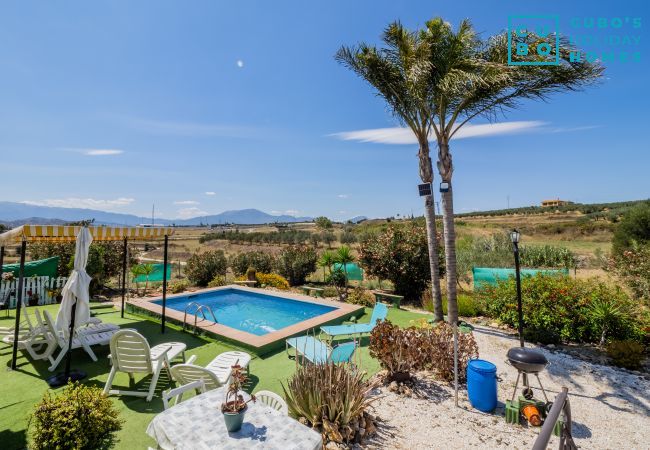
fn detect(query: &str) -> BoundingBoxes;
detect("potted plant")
[28,290,40,307]
[221,365,256,432]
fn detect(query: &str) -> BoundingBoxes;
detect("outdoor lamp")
[510,229,520,245]
[439,181,450,192]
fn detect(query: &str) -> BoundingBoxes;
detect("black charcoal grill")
[507,347,550,403]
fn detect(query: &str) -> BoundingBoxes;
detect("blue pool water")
[154,288,336,336]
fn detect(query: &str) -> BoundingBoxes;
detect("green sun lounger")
[320,303,388,339]
[285,336,357,364]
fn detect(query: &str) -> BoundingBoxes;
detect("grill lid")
[507,347,548,373]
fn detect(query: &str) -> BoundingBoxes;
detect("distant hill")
[456,199,649,218]
[0,202,312,226]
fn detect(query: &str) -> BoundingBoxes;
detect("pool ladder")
[183,301,218,334]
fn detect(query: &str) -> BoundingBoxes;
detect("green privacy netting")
[2,256,59,278]
[133,263,173,283]
[472,267,569,291]
[332,262,364,281]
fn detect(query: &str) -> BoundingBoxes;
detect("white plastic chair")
[103,329,187,402]
[1,309,57,361]
[42,310,118,371]
[255,390,288,415]
[162,380,206,410]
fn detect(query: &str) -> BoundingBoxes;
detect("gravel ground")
[366,325,650,449]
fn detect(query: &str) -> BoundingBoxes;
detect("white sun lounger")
[170,350,252,390]
[104,329,187,402]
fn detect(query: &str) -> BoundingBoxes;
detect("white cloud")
[284,210,300,216]
[176,207,209,219]
[236,60,244,68]
[22,197,135,210]
[63,148,124,156]
[173,200,199,205]
[337,194,349,199]
[205,191,216,196]
[330,121,546,145]
[550,125,599,133]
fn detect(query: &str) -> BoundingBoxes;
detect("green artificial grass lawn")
[0,302,428,449]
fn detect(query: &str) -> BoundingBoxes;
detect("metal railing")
[532,386,577,450]
[183,301,218,333]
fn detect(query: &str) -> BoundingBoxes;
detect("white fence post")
[0,276,68,308]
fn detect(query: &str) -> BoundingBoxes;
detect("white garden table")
[146,386,322,450]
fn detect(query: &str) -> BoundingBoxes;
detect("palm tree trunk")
[423,195,444,322]
[418,139,444,322]
[441,186,458,325]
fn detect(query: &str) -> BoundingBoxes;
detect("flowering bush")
[255,272,289,290]
[476,274,643,344]
[607,243,650,301]
[208,275,227,288]
[359,223,444,302]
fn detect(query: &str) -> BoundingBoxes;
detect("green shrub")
[422,290,483,317]
[348,287,374,306]
[169,280,189,294]
[282,363,374,445]
[347,287,375,307]
[30,382,122,450]
[230,251,276,276]
[277,245,318,286]
[607,340,645,370]
[359,223,444,302]
[207,274,227,288]
[322,286,339,297]
[339,231,357,244]
[612,202,650,254]
[185,250,227,286]
[256,272,289,289]
[476,274,642,344]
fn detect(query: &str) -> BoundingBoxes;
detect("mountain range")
[0,202,313,226]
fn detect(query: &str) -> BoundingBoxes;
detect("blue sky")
[0,0,648,221]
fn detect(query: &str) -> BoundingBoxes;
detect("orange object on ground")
[522,404,542,426]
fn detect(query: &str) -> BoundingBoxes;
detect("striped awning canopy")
[0,225,174,244]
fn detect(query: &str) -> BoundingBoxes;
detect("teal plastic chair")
[320,303,388,339]
[285,336,357,364]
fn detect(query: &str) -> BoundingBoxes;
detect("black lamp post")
[510,229,525,348]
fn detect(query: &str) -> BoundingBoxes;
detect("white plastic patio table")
[146,386,322,450]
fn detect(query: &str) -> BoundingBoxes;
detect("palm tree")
[139,263,156,295]
[417,18,603,324]
[334,245,356,288]
[130,264,145,296]
[336,23,445,321]
[318,250,335,281]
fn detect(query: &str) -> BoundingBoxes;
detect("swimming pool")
[153,288,337,336]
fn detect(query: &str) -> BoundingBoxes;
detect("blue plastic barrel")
[467,359,497,412]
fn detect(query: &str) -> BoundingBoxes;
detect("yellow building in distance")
[541,198,572,207]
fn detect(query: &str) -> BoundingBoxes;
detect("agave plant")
[282,363,376,444]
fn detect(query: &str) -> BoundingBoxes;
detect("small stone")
[358,427,366,438]
[547,344,555,349]
[325,442,339,450]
